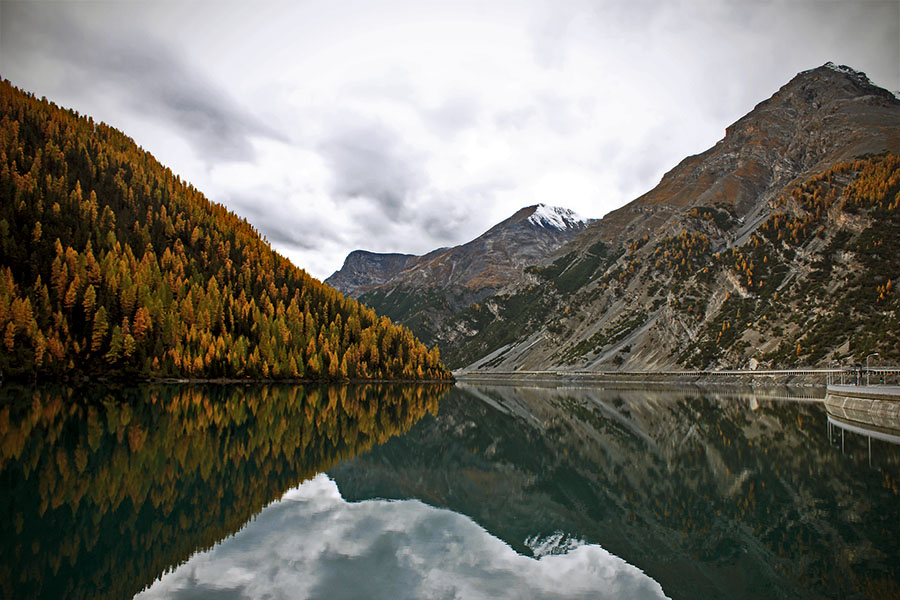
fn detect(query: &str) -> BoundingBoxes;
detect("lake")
[1,381,898,599]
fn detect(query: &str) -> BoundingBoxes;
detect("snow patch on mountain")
[821,62,873,85]
[527,204,587,231]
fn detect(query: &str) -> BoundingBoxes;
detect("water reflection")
[825,391,900,471]
[5,382,899,600]
[0,383,448,600]
[330,384,900,600]
[136,474,667,600]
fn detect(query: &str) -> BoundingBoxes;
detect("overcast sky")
[2,1,897,279]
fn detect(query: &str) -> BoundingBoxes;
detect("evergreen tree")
[0,79,451,381]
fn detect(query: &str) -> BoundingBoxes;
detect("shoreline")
[0,375,454,387]
[454,370,828,390]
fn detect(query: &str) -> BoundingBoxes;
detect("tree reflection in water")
[4,382,899,600]
[0,383,447,600]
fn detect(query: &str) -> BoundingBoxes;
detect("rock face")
[325,204,589,344]
[324,250,424,299]
[372,204,587,294]
[325,64,900,372]
[576,62,900,252]
[430,63,900,371]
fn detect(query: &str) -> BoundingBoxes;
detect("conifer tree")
[0,79,451,381]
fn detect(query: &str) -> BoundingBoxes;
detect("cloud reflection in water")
[136,474,668,600]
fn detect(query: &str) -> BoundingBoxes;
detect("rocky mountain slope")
[406,63,900,371]
[323,250,424,299]
[584,62,899,251]
[326,204,589,345]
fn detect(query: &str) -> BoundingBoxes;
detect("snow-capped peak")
[821,62,872,85]
[527,204,587,231]
[823,61,860,76]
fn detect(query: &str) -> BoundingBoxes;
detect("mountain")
[0,80,450,381]
[324,250,426,299]
[574,61,900,250]
[326,203,589,345]
[424,63,900,371]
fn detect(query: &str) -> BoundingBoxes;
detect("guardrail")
[457,368,835,377]
[825,367,900,386]
[456,367,900,385]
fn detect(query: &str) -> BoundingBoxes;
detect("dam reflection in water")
[825,389,900,470]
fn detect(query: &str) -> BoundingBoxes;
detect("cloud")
[318,114,425,218]
[2,0,896,280]
[135,475,669,600]
[0,3,281,162]
[225,193,342,251]
[422,94,482,138]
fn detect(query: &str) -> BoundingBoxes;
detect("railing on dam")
[825,367,900,387]
[457,367,900,385]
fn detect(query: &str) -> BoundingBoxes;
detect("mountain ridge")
[575,63,900,253]
[326,203,590,299]
[330,63,900,372]
[444,63,900,371]
[325,203,591,345]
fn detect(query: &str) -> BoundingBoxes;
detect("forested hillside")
[0,80,449,380]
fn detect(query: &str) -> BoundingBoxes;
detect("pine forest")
[0,81,451,381]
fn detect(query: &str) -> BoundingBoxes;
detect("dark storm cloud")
[318,114,425,218]
[225,194,343,251]
[0,3,280,162]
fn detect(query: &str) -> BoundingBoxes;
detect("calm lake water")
[1,382,898,599]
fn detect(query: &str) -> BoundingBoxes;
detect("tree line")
[0,80,451,380]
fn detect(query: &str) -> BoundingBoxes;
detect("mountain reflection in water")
[135,473,667,600]
[3,382,899,600]
[330,383,900,600]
